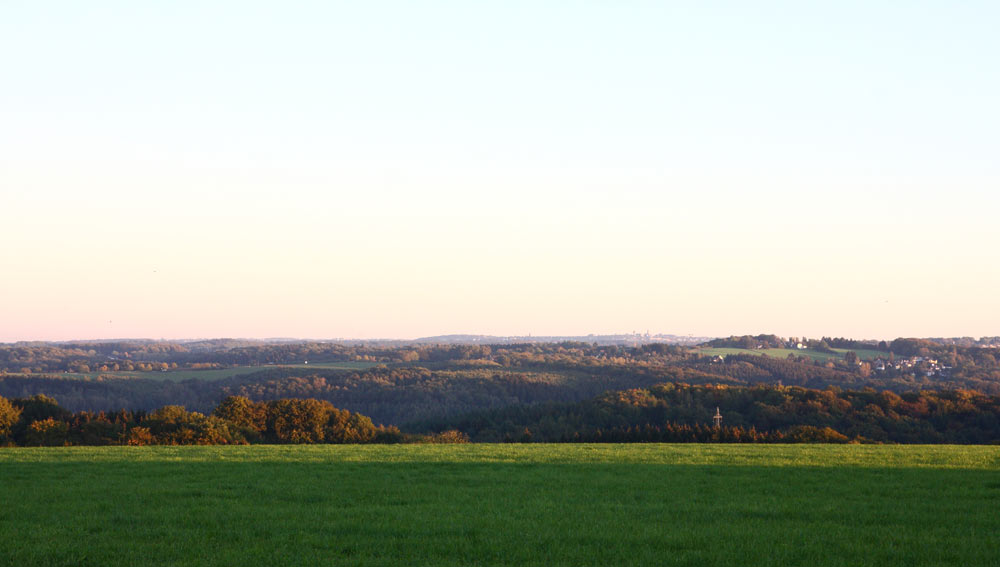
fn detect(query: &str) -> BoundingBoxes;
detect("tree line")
[0,394,469,447]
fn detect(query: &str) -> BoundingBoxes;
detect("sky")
[2,1,999,342]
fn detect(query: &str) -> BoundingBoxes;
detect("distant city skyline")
[3,2,998,342]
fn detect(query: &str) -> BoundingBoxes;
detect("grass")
[1,444,999,566]
[17,361,381,383]
[695,347,887,362]
[830,347,890,361]
[277,361,382,371]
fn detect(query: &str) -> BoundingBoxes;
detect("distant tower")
[713,407,722,429]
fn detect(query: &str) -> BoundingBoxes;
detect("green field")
[23,361,381,383]
[695,347,887,362]
[830,347,889,360]
[1,445,998,566]
[277,361,382,372]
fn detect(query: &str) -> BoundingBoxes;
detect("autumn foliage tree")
[142,405,247,445]
[0,396,20,443]
[25,417,70,446]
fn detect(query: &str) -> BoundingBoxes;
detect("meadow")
[2,445,998,566]
[694,347,886,362]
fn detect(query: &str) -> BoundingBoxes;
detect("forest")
[1,336,999,445]
[414,382,1000,444]
[0,393,461,447]
[3,381,999,446]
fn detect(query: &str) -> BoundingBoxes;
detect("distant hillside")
[3,339,1000,425]
[414,334,712,346]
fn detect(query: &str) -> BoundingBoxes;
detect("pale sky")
[2,1,998,342]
